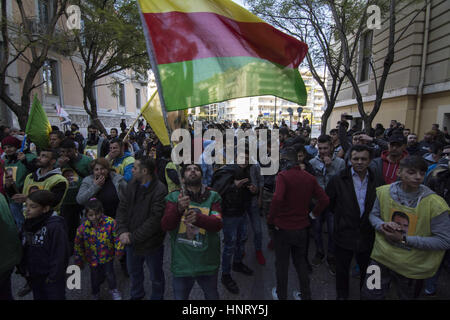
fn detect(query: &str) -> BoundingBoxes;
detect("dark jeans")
[246,202,263,251]
[312,209,334,257]
[60,204,83,251]
[90,261,117,295]
[126,245,165,300]
[335,244,371,299]
[361,259,423,300]
[221,215,248,275]
[173,274,219,300]
[0,270,13,300]
[30,275,66,300]
[273,228,311,300]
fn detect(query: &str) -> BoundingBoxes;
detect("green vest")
[165,190,222,277]
[371,185,450,279]
[165,162,179,193]
[111,156,134,176]
[23,173,69,213]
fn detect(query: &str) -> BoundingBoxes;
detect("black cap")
[389,134,406,145]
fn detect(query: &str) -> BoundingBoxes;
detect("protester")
[70,123,85,154]
[7,149,68,214]
[362,156,450,299]
[57,138,92,251]
[2,135,36,230]
[0,193,22,300]
[309,134,345,274]
[211,145,256,294]
[108,138,135,182]
[161,164,223,300]
[268,147,329,300]
[84,125,109,159]
[109,128,119,141]
[18,190,70,300]
[48,131,65,152]
[116,156,168,300]
[406,133,424,156]
[74,198,124,300]
[369,133,408,184]
[305,137,318,157]
[326,145,384,300]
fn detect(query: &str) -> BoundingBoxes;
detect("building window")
[135,88,141,109]
[359,30,373,83]
[43,59,58,96]
[118,83,125,107]
[38,0,53,26]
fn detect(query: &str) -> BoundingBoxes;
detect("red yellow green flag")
[138,0,308,112]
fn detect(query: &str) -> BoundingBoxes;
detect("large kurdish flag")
[138,0,308,112]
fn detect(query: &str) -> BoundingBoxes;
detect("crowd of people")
[1,114,450,301]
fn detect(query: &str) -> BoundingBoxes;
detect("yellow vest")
[165,162,180,193]
[111,156,135,176]
[371,185,450,279]
[23,173,69,213]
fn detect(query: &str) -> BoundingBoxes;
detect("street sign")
[287,107,293,115]
[297,107,303,114]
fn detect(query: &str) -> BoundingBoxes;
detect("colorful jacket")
[74,215,124,268]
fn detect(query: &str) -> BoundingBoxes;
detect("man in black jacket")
[116,156,168,300]
[211,148,257,295]
[326,145,384,300]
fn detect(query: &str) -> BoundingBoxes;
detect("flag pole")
[122,90,158,143]
[138,6,186,194]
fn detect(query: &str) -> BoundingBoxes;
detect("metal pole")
[274,96,277,125]
[138,6,185,194]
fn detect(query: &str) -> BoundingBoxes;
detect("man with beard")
[162,164,223,300]
[8,149,68,214]
[84,125,109,159]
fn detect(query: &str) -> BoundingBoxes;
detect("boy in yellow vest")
[362,155,450,299]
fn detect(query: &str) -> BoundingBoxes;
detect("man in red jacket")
[268,147,329,300]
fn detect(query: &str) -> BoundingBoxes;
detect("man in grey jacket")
[309,134,345,275]
[116,156,168,300]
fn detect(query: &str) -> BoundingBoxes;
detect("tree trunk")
[83,80,107,135]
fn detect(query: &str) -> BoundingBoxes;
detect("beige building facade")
[1,0,148,136]
[328,0,450,138]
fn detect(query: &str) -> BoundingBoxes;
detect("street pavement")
[11,215,450,300]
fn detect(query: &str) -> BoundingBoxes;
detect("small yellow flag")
[141,91,170,146]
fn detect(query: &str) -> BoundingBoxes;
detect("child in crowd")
[19,190,70,300]
[74,198,124,300]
